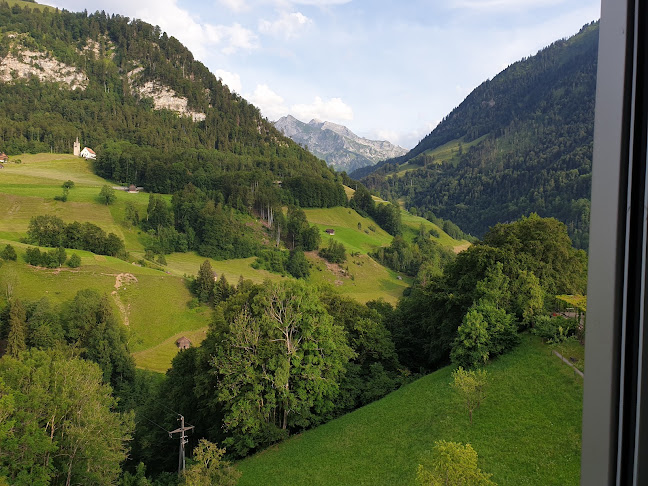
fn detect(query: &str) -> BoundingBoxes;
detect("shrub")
[1,244,17,261]
[532,315,578,343]
[62,180,75,189]
[319,239,346,264]
[99,184,116,205]
[67,253,81,268]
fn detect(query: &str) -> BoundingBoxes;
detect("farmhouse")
[0,153,8,162]
[176,336,192,350]
[325,229,335,235]
[80,147,96,160]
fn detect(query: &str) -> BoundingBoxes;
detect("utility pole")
[169,414,194,476]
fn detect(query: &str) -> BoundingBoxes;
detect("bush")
[54,188,68,202]
[24,247,65,268]
[319,239,346,264]
[1,244,17,261]
[286,249,310,278]
[67,253,81,268]
[62,180,75,189]
[99,184,116,205]
[532,315,578,343]
[253,249,288,275]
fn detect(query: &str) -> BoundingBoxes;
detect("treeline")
[150,186,323,261]
[357,22,598,248]
[96,141,345,208]
[389,214,587,371]
[27,214,125,257]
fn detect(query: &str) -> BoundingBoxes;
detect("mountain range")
[274,115,407,173]
[353,21,598,249]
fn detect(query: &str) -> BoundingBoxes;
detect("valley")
[0,2,592,485]
[0,153,461,372]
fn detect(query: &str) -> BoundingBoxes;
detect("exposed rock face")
[0,34,88,89]
[274,115,407,172]
[128,68,206,122]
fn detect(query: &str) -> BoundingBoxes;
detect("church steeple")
[73,136,80,156]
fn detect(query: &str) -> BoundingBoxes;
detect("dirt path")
[111,273,137,326]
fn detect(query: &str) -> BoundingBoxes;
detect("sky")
[49,0,600,149]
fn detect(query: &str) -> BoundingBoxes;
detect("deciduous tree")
[181,440,240,486]
[451,367,488,424]
[416,440,496,485]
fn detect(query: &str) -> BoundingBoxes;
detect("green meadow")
[237,335,583,486]
[0,154,440,371]
[339,186,467,250]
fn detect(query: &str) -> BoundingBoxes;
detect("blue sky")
[50,0,600,148]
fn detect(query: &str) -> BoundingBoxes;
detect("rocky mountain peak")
[274,115,407,173]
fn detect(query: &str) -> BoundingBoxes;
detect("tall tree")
[210,280,354,456]
[6,299,26,358]
[195,260,215,303]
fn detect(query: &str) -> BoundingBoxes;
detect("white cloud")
[372,120,439,150]
[290,0,351,4]
[291,96,353,123]
[214,69,243,93]
[205,23,259,54]
[449,0,564,10]
[51,0,258,58]
[248,84,289,120]
[217,0,249,12]
[259,12,313,39]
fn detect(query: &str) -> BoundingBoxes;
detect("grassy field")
[304,207,393,254]
[0,154,419,371]
[237,335,583,486]
[132,327,208,373]
[338,187,467,251]
[306,252,410,305]
[0,154,151,251]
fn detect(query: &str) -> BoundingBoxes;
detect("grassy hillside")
[0,154,417,370]
[237,335,583,485]
[0,155,288,372]
[5,0,53,11]
[340,186,468,251]
[303,207,393,254]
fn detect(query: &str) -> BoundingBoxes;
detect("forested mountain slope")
[354,22,598,249]
[0,2,344,204]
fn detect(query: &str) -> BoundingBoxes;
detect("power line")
[143,416,170,434]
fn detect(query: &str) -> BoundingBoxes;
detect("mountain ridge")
[274,115,407,173]
[353,21,598,249]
